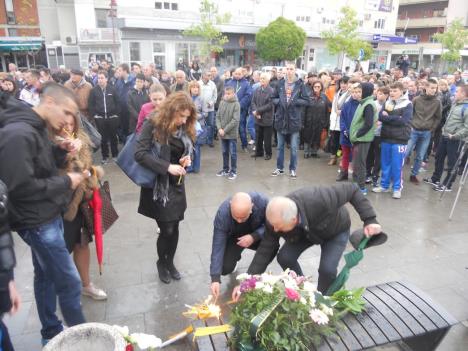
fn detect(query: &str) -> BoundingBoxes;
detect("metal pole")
[449,147,468,220]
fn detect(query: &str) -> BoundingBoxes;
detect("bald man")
[244,184,382,295]
[210,192,273,297]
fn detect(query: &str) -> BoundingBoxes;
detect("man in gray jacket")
[251,73,274,159]
[425,84,468,191]
[199,70,217,147]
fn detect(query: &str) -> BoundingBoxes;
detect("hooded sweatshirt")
[350,83,377,144]
[379,93,413,145]
[411,93,442,131]
[340,97,360,147]
[0,94,71,230]
[216,95,240,139]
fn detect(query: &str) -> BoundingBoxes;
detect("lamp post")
[109,0,117,64]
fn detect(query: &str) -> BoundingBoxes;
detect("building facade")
[392,0,468,72]
[0,0,45,70]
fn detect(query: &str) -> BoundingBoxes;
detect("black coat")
[247,184,378,275]
[135,120,187,222]
[251,85,274,127]
[0,94,71,231]
[88,84,120,118]
[303,93,330,142]
[127,88,149,133]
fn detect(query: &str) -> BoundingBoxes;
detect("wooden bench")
[192,281,457,351]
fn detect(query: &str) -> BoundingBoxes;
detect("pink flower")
[285,287,300,301]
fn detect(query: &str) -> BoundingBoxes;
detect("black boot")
[156,260,171,284]
[336,170,349,182]
[166,261,181,280]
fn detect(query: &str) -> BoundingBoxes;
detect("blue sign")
[372,34,418,44]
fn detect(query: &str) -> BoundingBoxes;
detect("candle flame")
[183,295,221,320]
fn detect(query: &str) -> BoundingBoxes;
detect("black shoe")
[156,260,171,284]
[208,144,214,148]
[311,153,320,158]
[272,142,277,147]
[264,155,271,160]
[251,153,263,158]
[167,263,181,280]
[336,171,349,182]
[423,178,439,186]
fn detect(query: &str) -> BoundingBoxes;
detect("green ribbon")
[325,237,370,296]
[249,295,284,340]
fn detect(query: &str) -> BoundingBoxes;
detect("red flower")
[285,287,300,301]
[126,344,134,351]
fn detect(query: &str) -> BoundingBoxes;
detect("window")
[374,18,385,29]
[95,9,108,28]
[156,1,178,10]
[306,16,310,22]
[155,2,162,9]
[171,3,178,10]
[8,28,17,36]
[296,16,300,21]
[163,2,170,9]
[309,48,315,61]
[153,42,165,53]
[5,0,15,24]
[130,42,140,61]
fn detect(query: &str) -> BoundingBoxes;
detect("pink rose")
[285,287,300,301]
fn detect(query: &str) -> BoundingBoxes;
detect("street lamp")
[109,0,117,64]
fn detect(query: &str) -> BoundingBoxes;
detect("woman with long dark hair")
[303,81,330,158]
[135,92,197,284]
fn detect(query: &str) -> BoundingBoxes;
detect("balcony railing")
[79,28,120,42]
[396,16,446,28]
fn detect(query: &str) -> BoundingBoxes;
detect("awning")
[0,37,43,52]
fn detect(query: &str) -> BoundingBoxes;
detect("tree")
[321,6,373,69]
[183,0,230,63]
[256,17,306,63]
[433,19,468,69]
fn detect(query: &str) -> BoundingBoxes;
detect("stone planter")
[43,323,127,351]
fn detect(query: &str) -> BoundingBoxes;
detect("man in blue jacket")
[271,63,310,179]
[225,68,252,150]
[114,63,135,140]
[210,192,275,298]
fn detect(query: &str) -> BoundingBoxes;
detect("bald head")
[266,197,298,232]
[230,193,253,223]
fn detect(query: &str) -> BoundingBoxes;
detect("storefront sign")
[379,0,393,13]
[372,34,418,44]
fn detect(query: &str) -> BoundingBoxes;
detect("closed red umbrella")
[88,188,104,274]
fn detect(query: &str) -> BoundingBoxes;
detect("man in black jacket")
[88,70,120,163]
[127,73,149,133]
[0,84,87,344]
[233,184,382,297]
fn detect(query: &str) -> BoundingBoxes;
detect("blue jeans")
[17,216,85,340]
[221,139,237,173]
[205,111,215,146]
[188,142,201,173]
[239,109,249,148]
[405,130,432,176]
[277,230,349,294]
[277,132,299,171]
[380,142,407,191]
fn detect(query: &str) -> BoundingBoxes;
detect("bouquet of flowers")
[113,325,162,351]
[229,270,366,351]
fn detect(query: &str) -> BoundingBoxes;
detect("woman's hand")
[179,156,191,168]
[168,164,187,176]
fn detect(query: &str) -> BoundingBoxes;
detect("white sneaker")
[248,140,255,145]
[392,190,402,199]
[82,283,107,301]
[372,186,390,193]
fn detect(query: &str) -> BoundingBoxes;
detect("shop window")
[155,2,162,9]
[5,0,15,24]
[130,42,140,61]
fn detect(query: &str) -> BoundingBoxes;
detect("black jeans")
[156,220,180,266]
[255,125,273,157]
[222,236,277,275]
[276,230,349,294]
[95,117,119,159]
[329,130,341,156]
[431,136,461,189]
[353,142,371,188]
[366,136,381,181]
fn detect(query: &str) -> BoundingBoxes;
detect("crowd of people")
[0,56,467,349]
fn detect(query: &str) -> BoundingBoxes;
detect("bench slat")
[324,333,349,351]
[193,319,214,351]
[205,318,229,351]
[354,310,390,345]
[335,320,363,350]
[341,313,377,349]
[368,286,426,335]
[393,281,457,326]
[378,283,438,332]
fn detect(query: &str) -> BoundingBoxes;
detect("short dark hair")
[225,86,235,93]
[135,73,145,81]
[378,86,390,95]
[132,63,141,68]
[97,70,108,78]
[28,69,40,79]
[119,63,130,73]
[40,82,77,105]
[427,78,438,86]
[390,82,405,91]
[40,68,50,75]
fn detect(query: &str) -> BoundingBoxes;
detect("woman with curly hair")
[54,113,107,300]
[135,92,197,284]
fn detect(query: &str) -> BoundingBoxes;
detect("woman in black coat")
[251,73,274,159]
[135,92,197,284]
[303,81,330,158]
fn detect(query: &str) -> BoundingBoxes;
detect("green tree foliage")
[433,19,468,64]
[321,6,373,63]
[183,0,230,60]
[256,17,307,62]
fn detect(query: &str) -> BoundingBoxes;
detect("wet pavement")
[5,144,468,350]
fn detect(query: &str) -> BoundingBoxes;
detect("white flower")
[308,294,316,307]
[130,333,162,350]
[255,281,265,290]
[112,325,129,337]
[310,309,329,325]
[302,281,317,294]
[300,297,307,305]
[283,278,298,291]
[236,273,251,281]
[262,285,273,294]
[260,273,281,285]
[320,304,334,316]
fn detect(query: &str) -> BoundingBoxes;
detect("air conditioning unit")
[66,36,77,45]
[364,13,371,21]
